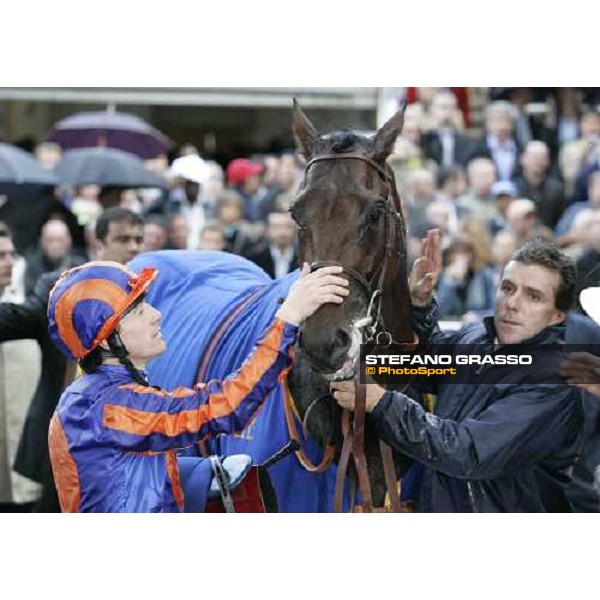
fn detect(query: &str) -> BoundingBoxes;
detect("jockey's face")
[117,300,166,368]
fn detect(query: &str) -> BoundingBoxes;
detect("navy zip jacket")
[371,300,584,512]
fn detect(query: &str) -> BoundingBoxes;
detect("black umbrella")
[49,110,172,159]
[54,147,167,189]
[0,143,59,185]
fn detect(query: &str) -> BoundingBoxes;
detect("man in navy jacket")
[332,234,584,512]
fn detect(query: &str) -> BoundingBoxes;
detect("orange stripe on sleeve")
[118,384,196,399]
[118,383,168,397]
[48,413,81,513]
[166,451,185,510]
[103,319,288,438]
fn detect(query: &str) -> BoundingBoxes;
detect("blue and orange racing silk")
[48,318,297,512]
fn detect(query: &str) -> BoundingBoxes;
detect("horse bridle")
[303,152,405,347]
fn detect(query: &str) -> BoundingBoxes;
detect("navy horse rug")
[130,250,350,512]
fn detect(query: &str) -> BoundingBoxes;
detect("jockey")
[46,260,348,512]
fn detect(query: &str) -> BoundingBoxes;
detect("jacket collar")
[482,315,566,345]
[96,364,149,382]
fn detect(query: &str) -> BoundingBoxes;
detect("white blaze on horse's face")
[323,316,368,382]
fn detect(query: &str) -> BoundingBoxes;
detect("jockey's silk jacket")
[48,318,298,512]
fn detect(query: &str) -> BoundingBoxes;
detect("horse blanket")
[130,250,351,512]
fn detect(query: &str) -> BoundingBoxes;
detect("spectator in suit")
[491,230,518,278]
[492,88,559,157]
[488,180,518,235]
[246,212,298,279]
[24,219,87,295]
[199,223,226,251]
[458,158,498,223]
[514,141,566,229]
[226,158,277,223]
[436,166,468,205]
[559,111,600,197]
[435,230,497,320]
[425,200,456,251]
[215,191,263,256]
[425,168,468,247]
[422,90,475,168]
[470,101,521,182]
[505,198,554,247]
[575,210,600,298]
[143,216,169,252]
[0,226,42,511]
[166,215,189,250]
[272,152,303,213]
[404,168,438,239]
[558,209,598,260]
[556,171,600,236]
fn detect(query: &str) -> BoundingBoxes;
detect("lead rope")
[352,378,374,512]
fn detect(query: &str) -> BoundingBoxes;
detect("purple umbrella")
[49,110,172,159]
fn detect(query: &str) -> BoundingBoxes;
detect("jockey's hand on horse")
[560,352,600,399]
[330,380,386,413]
[408,228,442,308]
[277,263,349,326]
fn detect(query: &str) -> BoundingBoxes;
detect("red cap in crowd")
[226,158,264,186]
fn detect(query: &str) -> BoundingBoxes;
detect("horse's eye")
[370,208,382,223]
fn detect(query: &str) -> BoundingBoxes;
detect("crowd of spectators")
[1,87,600,511]
[392,87,600,320]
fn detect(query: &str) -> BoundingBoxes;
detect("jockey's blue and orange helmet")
[48,261,158,360]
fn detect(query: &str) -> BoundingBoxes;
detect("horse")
[130,103,416,511]
[288,102,418,507]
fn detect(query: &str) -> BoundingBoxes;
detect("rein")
[283,385,336,472]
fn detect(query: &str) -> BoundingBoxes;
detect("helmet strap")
[106,331,149,387]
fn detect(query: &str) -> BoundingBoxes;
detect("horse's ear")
[292,99,318,159]
[370,104,406,164]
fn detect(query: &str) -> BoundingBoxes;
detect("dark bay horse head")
[290,101,414,380]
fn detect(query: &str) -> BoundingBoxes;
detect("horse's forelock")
[316,130,370,156]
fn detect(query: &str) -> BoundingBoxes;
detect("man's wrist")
[367,385,387,412]
[411,297,433,309]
